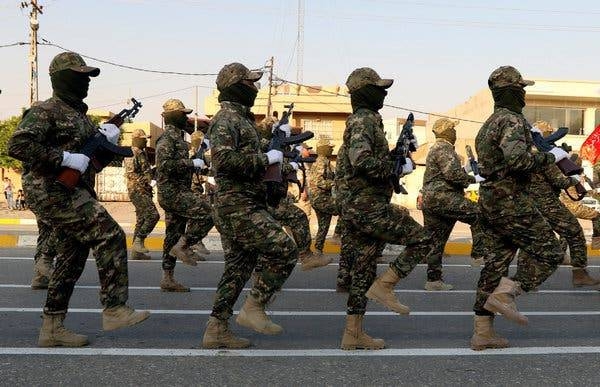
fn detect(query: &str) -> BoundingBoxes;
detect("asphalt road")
[1,248,600,386]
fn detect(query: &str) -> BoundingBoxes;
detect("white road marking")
[1,308,599,316]
[1,346,600,357]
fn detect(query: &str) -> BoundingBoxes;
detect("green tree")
[0,116,22,171]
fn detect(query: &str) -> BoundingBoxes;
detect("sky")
[2,0,600,124]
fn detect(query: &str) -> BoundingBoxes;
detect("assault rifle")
[465,145,480,176]
[264,103,315,206]
[531,126,586,201]
[389,112,416,195]
[285,145,316,195]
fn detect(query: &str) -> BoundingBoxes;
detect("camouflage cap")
[432,118,459,135]
[162,98,193,114]
[488,65,534,89]
[131,129,150,139]
[216,62,263,91]
[345,67,393,93]
[49,52,100,77]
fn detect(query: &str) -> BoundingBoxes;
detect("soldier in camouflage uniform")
[518,125,600,287]
[8,52,149,347]
[202,63,298,349]
[337,68,433,350]
[421,118,485,291]
[124,129,159,260]
[189,129,212,256]
[155,99,214,292]
[470,66,570,351]
[308,139,341,254]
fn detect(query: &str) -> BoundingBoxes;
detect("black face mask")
[51,70,91,112]
[163,111,188,129]
[218,82,259,107]
[491,86,526,114]
[350,84,387,113]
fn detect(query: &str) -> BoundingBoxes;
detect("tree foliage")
[0,116,22,171]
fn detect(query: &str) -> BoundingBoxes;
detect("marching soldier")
[155,99,214,292]
[8,52,150,347]
[124,129,160,260]
[202,63,298,348]
[471,66,569,350]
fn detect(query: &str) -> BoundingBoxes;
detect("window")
[595,109,600,128]
[301,119,333,138]
[524,106,584,135]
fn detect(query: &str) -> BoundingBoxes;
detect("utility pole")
[21,0,43,106]
[296,0,304,84]
[194,85,199,131]
[266,56,274,118]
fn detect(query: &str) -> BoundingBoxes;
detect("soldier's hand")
[549,147,569,163]
[289,162,299,171]
[192,158,206,169]
[474,174,486,183]
[265,149,283,165]
[150,179,157,187]
[400,157,414,175]
[61,151,90,174]
[99,123,120,145]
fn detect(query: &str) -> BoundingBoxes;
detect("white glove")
[400,157,414,174]
[530,126,542,135]
[61,151,90,174]
[277,124,292,138]
[207,176,216,185]
[192,158,206,169]
[99,123,120,145]
[294,145,305,153]
[474,174,486,183]
[570,175,582,183]
[265,149,283,165]
[150,179,157,187]
[548,147,569,163]
[289,162,299,171]
[410,138,419,149]
[203,138,210,149]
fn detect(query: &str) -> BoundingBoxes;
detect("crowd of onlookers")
[3,177,26,210]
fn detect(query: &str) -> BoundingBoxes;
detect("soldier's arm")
[8,106,64,174]
[314,160,333,191]
[209,118,267,179]
[436,147,474,187]
[501,117,554,172]
[544,164,577,190]
[347,118,393,182]
[138,152,154,183]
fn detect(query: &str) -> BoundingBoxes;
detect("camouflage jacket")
[308,155,335,204]
[124,147,153,193]
[334,142,351,209]
[340,108,394,203]
[527,163,577,206]
[207,101,268,207]
[475,107,555,214]
[560,187,599,219]
[422,139,474,205]
[155,124,194,200]
[7,96,97,213]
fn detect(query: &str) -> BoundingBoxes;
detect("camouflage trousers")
[337,218,383,289]
[210,203,298,320]
[34,217,57,278]
[341,199,432,315]
[525,199,587,268]
[422,197,484,282]
[27,188,129,315]
[268,200,311,253]
[129,188,160,240]
[159,191,214,271]
[474,204,563,315]
[311,196,339,252]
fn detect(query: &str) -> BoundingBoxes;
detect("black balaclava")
[51,69,90,112]
[218,82,258,108]
[350,84,387,113]
[163,111,189,131]
[491,86,526,114]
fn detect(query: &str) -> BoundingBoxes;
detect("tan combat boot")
[169,236,198,266]
[192,241,210,255]
[131,251,151,260]
[592,236,600,250]
[132,236,149,254]
[102,305,150,331]
[236,294,283,335]
[299,250,332,271]
[424,280,454,291]
[38,313,89,347]
[340,315,385,350]
[366,267,410,314]
[470,315,509,351]
[160,270,190,292]
[483,277,528,326]
[202,316,251,349]
[572,268,600,287]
